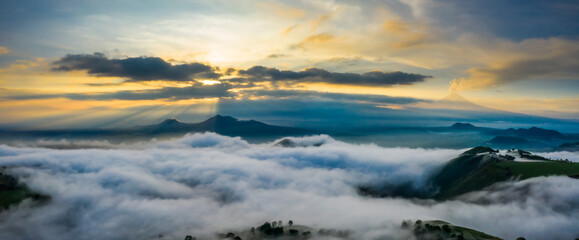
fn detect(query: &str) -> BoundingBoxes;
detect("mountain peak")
[159,118,182,125]
[440,92,470,102]
[450,122,476,129]
[427,93,491,111]
[207,115,238,122]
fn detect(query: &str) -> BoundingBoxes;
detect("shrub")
[289,229,299,236]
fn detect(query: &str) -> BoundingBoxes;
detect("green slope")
[0,171,48,210]
[431,147,579,200]
[409,220,502,240]
[496,161,579,179]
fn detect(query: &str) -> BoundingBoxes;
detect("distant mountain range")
[0,114,577,150]
[130,115,314,137]
[0,115,316,142]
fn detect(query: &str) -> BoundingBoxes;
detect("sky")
[1,0,579,129]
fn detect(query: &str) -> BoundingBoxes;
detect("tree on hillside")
[401,221,409,229]
[442,224,451,233]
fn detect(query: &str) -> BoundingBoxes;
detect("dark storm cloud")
[236,66,431,86]
[52,53,219,81]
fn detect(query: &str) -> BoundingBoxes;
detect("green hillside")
[407,220,503,240]
[496,161,579,179]
[0,171,47,210]
[431,147,579,200]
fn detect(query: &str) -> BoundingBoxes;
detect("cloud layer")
[52,53,219,82]
[0,133,578,240]
[238,66,431,86]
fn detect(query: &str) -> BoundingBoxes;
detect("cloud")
[52,53,220,82]
[266,53,290,59]
[0,133,578,240]
[291,33,335,50]
[0,46,9,55]
[241,89,429,105]
[65,84,233,101]
[237,66,431,87]
[451,39,579,91]
[4,83,233,101]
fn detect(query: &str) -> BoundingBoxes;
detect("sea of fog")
[0,133,578,240]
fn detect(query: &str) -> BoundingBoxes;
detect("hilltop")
[181,219,503,240]
[359,146,579,200]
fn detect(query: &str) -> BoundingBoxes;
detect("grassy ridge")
[496,161,579,179]
[432,147,579,200]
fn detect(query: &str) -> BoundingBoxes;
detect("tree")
[258,222,272,232]
[288,220,294,226]
[184,236,193,240]
[442,224,451,233]
[516,238,526,240]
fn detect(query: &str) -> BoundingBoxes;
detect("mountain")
[359,146,579,200]
[490,126,564,139]
[449,122,478,130]
[189,219,502,240]
[132,118,192,134]
[554,142,579,152]
[486,136,532,148]
[427,93,493,111]
[0,115,316,142]
[409,93,578,133]
[129,115,319,138]
[429,147,578,200]
[191,115,314,137]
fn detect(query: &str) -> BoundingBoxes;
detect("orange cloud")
[258,2,307,19]
[310,12,335,32]
[382,19,429,49]
[292,33,335,50]
[0,46,9,55]
[450,39,579,92]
